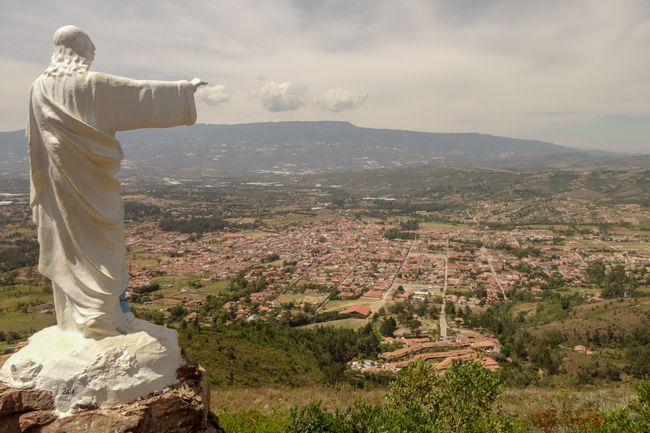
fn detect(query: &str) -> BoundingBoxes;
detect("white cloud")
[315,88,367,112]
[253,82,306,112]
[196,84,230,106]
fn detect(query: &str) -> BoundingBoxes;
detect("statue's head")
[53,25,95,64]
[45,25,95,76]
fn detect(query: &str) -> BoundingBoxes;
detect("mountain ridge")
[0,121,646,178]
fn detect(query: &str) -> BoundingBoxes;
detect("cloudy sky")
[1,0,648,152]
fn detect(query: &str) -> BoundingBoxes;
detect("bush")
[133,282,161,294]
[287,402,352,433]
[383,229,417,240]
[159,216,229,234]
[261,253,280,263]
[379,317,397,337]
[286,360,521,433]
[399,219,419,231]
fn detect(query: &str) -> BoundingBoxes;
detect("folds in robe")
[28,70,197,332]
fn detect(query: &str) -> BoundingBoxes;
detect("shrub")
[379,317,397,337]
[133,282,161,294]
[286,360,521,433]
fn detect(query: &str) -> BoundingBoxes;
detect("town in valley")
[2,169,649,382]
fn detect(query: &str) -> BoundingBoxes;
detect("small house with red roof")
[345,305,371,317]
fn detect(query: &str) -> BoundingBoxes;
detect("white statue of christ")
[0,25,207,412]
[28,25,206,338]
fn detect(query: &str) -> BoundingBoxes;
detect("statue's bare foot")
[82,316,122,339]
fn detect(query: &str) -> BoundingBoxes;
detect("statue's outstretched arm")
[90,72,202,132]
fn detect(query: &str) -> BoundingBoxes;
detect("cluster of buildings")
[351,331,501,374]
[124,214,650,323]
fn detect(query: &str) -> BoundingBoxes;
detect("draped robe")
[28,70,197,334]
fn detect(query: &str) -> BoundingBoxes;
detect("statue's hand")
[190,77,208,92]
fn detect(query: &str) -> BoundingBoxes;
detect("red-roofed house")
[345,305,371,317]
[363,290,383,299]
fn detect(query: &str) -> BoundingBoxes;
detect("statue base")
[0,318,183,415]
[0,363,223,433]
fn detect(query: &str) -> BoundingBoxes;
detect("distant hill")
[309,164,650,207]
[0,130,27,176]
[0,121,646,179]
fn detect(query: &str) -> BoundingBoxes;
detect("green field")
[277,293,328,305]
[0,311,55,338]
[0,284,51,310]
[0,285,55,343]
[301,318,369,329]
[323,298,381,312]
[419,221,471,230]
[132,276,229,311]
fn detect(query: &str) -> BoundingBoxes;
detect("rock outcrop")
[0,363,223,433]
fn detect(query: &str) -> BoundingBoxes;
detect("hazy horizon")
[1,0,648,153]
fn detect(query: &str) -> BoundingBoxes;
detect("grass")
[501,382,636,419]
[277,293,328,305]
[132,275,229,311]
[211,384,386,414]
[635,286,650,294]
[529,297,650,337]
[196,279,230,297]
[511,302,537,316]
[419,221,471,230]
[0,311,56,336]
[0,284,55,340]
[240,230,273,238]
[225,217,258,224]
[324,299,377,311]
[210,386,386,433]
[213,385,387,433]
[0,284,51,311]
[558,286,602,297]
[212,380,642,433]
[301,318,369,329]
[219,410,288,433]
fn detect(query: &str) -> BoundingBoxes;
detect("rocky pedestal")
[0,363,223,433]
[0,319,187,414]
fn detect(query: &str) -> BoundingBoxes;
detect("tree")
[379,317,397,337]
[603,264,630,298]
[475,284,487,300]
[445,300,456,316]
[400,219,420,231]
[406,318,421,336]
[386,359,440,409]
[387,360,511,433]
[528,342,560,374]
[168,305,186,320]
[586,260,606,286]
[546,271,565,289]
